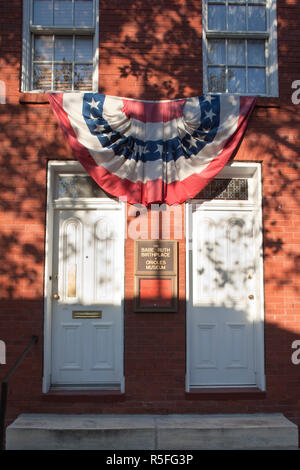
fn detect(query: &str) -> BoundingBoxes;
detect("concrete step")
[6,413,299,450]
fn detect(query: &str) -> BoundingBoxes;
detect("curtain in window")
[47,93,255,205]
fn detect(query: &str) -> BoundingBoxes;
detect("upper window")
[203,0,278,96]
[22,0,98,92]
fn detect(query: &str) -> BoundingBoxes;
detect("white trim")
[185,201,192,392]
[93,0,99,93]
[185,162,266,391]
[42,161,54,392]
[119,193,126,393]
[53,198,122,209]
[21,0,99,92]
[22,0,32,92]
[252,162,266,390]
[30,26,95,34]
[43,161,125,393]
[267,0,279,97]
[202,0,279,97]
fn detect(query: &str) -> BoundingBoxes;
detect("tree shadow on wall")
[0,0,298,298]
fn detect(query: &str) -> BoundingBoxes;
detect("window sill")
[19,92,49,104]
[186,387,266,400]
[255,97,280,108]
[42,389,126,402]
[19,93,280,108]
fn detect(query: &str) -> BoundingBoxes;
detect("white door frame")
[186,162,266,391]
[43,161,126,393]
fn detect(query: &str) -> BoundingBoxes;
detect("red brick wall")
[0,0,300,438]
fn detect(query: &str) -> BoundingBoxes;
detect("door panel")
[189,207,257,387]
[51,208,123,387]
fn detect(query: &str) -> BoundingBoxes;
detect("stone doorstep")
[6,413,299,450]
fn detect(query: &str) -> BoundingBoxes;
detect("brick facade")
[0,0,300,441]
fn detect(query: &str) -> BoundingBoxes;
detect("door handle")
[53,293,60,300]
[248,294,254,300]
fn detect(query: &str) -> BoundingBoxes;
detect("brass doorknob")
[53,293,60,300]
[248,294,254,300]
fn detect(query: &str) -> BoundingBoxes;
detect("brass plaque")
[72,310,102,319]
[135,240,177,275]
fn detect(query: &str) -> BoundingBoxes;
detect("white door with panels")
[51,207,124,389]
[188,203,263,388]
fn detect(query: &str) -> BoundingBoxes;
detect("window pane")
[33,0,53,25]
[33,64,52,89]
[207,40,225,65]
[54,0,73,26]
[228,68,246,93]
[54,37,73,62]
[207,5,226,30]
[75,0,94,26]
[34,36,53,61]
[54,64,73,90]
[74,65,93,90]
[228,40,246,66]
[248,40,265,66]
[248,6,266,31]
[248,68,266,93]
[197,178,249,200]
[33,0,94,27]
[228,5,246,31]
[75,37,93,62]
[208,67,226,92]
[58,175,107,198]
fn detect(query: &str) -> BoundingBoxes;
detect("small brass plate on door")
[72,310,102,319]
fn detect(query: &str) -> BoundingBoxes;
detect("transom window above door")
[203,0,278,96]
[22,0,98,92]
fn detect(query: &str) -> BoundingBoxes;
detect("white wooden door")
[51,208,124,388]
[188,206,258,387]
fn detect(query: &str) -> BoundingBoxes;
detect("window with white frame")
[22,0,98,92]
[203,0,278,96]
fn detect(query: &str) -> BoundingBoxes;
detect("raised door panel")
[89,322,115,371]
[59,217,83,303]
[192,323,218,370]
[59,323,83,371]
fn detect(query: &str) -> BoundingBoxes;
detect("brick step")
[6,413,298,450]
